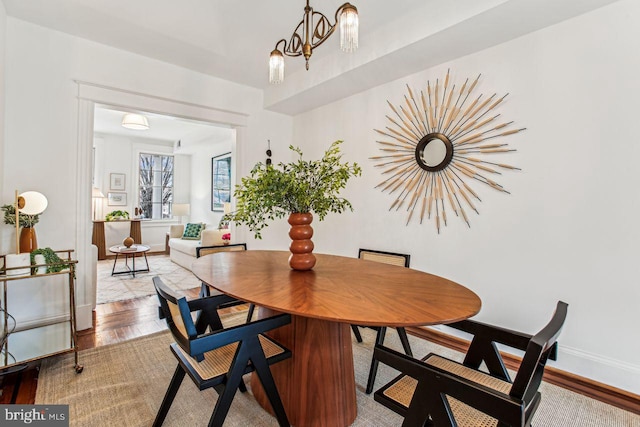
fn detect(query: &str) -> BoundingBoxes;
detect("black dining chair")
[351,248,413,394]
[373,301,568,427]
[152,276,291,427]
[196,243,255,323]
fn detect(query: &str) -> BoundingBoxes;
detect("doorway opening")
[92,104,236,306]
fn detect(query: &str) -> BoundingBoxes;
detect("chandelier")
[269,0,359,84]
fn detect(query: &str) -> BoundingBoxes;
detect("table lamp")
[6,190,48,276]
[173,203,190,224]
[92,187,105,221]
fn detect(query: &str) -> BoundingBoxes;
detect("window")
[211,152,231,211]
[139,153,173,219]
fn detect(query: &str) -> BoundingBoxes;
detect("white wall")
[173,154,191,209]
[176,132,234,228]
[0,18,292,348]
[94,133,181,252]
[291,0,640,393]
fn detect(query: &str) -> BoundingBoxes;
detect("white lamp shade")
[19,191,48,215]
[122,113,150,130]
[173,203,190,216]
[92,187,105,198]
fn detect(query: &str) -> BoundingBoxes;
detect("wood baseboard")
[406,326,640,415]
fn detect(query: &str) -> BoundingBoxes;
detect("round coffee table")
[108,244,150,277]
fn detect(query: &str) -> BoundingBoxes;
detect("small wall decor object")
[372,70,525,233]
[107,192,127,206]
[110,173,126,190]
[266,139,272,165]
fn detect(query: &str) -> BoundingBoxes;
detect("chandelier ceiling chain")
[269,0,358,84]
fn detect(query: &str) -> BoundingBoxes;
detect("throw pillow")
[182,223,205,240]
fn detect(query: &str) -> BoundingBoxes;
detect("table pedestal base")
[252,307,357,427]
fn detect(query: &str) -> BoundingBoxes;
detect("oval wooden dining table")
[191,250,481,427]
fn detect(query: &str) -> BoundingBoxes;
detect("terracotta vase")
[288,212,316,271]
[19,227,38,253]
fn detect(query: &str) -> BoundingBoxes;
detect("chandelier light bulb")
[269,49,285,84]
[340,4,359,53]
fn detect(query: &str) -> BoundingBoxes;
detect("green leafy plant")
[1,204,40,227]
[105,210,130,221]
[30,247,71,274]
[225,140,361,239]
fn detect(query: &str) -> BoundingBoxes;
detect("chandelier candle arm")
[268,1,358,84]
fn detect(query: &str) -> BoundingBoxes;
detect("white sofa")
[168,224,225,270]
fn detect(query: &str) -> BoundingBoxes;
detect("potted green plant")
[105,210,130,221]
[1,204,40,227]
[225,140,361,270]
[30,247,71,274]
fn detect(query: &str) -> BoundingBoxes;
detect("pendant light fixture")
[121,113,150,130]
[269,0,359,84]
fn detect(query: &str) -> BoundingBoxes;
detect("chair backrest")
[509,301,568,402]
[359,248,410,268]
[154,276,198,347]
[196,243,247,258]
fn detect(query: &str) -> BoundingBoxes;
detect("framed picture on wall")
[211,152,231,211]
[110,173,126,190]
[107,192,127,206]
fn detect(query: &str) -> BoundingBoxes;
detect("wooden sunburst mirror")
[371,70,526,232]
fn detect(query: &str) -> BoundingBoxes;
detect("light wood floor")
[0,287,247,404]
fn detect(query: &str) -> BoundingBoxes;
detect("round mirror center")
[414,133,454,172]
[421,138,448,167]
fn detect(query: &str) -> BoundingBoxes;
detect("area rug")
[97,255,200,304]
[36,322,639,427]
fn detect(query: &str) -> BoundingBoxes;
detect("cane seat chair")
[373,301,568,427]
[196,243,255,322]
[351,248,414,394]
[152,276,291,427]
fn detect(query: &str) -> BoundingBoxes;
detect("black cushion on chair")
[152,276,291,427]
[373,301,568,427]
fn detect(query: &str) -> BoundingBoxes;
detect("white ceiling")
[2,0,620,115]
[94,105,233,150]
